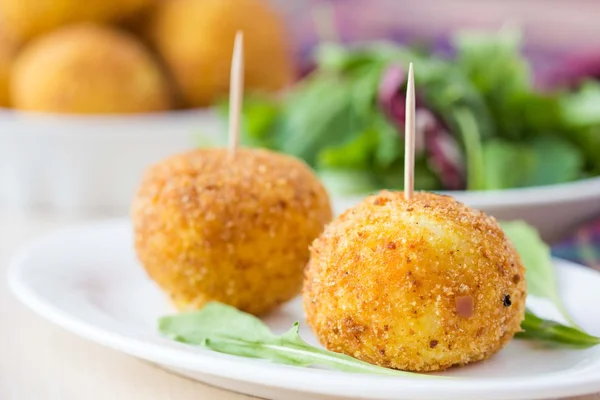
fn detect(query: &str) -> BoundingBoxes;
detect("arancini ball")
[147,0,294,107]
[132,148,332,315]
[0,25,19,107]
[11,24,172,114]
[303,190,526,372]
[0,0,155,40]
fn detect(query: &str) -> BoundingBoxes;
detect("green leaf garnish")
[500,220,579,328]
[519,309,600,348]
[160,302,439,377]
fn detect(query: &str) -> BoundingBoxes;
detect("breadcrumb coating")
[303,190,526,372]
[147,0,293,107]
[133,148,332,315]
[11,24,171,114]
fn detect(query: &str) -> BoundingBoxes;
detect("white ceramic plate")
[8,220,600,400]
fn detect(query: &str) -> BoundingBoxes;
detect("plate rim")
[334,176,600,209]
[8,219,600,400]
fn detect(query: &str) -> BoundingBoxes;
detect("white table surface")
[0,211,598,400]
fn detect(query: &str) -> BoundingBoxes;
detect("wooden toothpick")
[228,31,244,156]
[404,62,415,200]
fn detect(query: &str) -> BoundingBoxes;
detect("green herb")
[480,137,582,190]
[481,140,533,190]
[315,41,416,74]
[560,81,600,173]
[240,96,281,149]
[453,27,532,141]
[317,169,379,195]
[518,309,600,348]
[500,220,579,327]
[526,136,583,186]
[453,108,485,190]
[561,80,600,127]
[159,302,436,377]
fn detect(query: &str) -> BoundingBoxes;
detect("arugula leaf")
[241,96,281,148]
[160,302,434,377]
[316,128,378,169]
[350,63,387,120]
[507,91,564,137]
[570,127,600,174]
[372,113,404,168]
[481,140,533,190]
[422,65,495,141]
[218,95,281,149]
[454,28,532,141]
[315,41,416,73]
[160,301,275,343]
[317,169,380,195]
[526,136,583,185]
[454,28,529,96]
[480,137,583,190]
[453,108,485,190]
[560,81,600,172]
[276,76,363,166]
[500,220,579,327]
[561,80,600,127]
[518,309,599,348]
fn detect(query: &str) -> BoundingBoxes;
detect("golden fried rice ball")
[11,24,172,114]
[0,0,155,40]
[147,0,294,107]
[303,191,526,372]
[0,25,19,107]
[133,148,333,315]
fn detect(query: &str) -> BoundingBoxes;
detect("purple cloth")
[553,219,600,270]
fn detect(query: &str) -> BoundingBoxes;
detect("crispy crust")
[303,191,526,372]
[0,25,19,107]
[133,148,332,315]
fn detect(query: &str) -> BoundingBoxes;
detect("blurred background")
[2,0,600,232]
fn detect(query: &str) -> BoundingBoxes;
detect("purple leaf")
[418,109,466,190]
[378,64,426,153]
[378,64,466,189]
[538,48,600,89]
[378,64,406,120]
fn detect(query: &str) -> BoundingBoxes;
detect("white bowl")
[0,108,225,215]
[332,177,600,243]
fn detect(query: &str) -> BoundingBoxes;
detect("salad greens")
[227,29,599,195]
